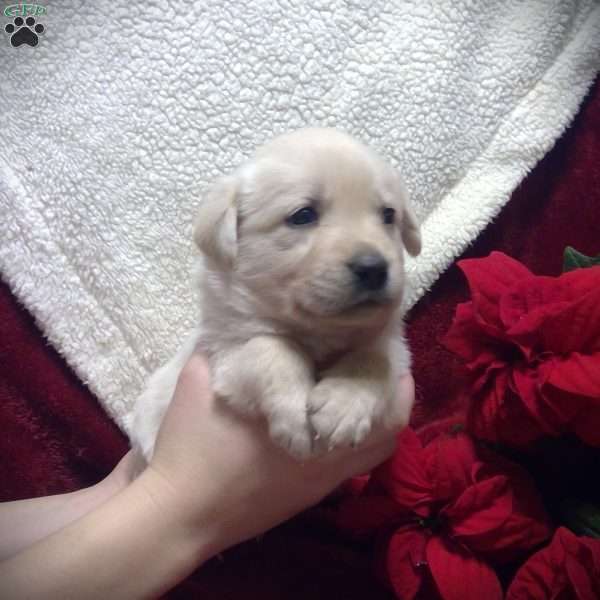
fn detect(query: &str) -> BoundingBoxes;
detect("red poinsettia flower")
[442,252,600,446]
[334,424,552,600]
[506,527,600,599]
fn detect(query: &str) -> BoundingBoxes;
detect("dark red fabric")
[0,78,599,598]
[0,287,127,501]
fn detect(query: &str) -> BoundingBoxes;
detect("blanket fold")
[1,0,599,429]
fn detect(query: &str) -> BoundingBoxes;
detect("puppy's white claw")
[308,379,376,451]
[270,421,313,461]
[353,417,373,446]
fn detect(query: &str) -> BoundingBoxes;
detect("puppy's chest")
[312,348,350,375]
[296,327,384,369]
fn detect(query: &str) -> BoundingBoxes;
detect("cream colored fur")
[131,128,421,460]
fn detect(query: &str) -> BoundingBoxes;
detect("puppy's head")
[194,128,421,328]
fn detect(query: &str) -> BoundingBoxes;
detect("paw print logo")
[4,16,45,47]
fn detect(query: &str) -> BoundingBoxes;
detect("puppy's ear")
[390,170,422,256]
[193,175,238,267]
[401,200,422,257]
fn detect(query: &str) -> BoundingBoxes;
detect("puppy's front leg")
[212,336,315,460]
[308,336,410,451]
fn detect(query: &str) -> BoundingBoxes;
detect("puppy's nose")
[348,253,389,291]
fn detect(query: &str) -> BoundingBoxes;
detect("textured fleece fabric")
[1,1,599,429]
[1,77,599,600]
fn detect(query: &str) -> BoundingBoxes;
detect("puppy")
[131,128,421,461]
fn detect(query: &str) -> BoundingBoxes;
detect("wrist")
[0,465,218,600]
[133,466,220,565]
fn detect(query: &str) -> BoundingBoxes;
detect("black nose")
[348,253,389,291]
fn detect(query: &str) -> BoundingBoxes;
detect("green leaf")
[563,246,600,272]
[561,499,600,539]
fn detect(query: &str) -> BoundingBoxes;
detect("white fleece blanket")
[1,1,599,433]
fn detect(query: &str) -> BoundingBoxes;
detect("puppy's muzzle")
[348,252,389,292]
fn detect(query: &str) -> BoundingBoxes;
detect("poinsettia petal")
[458,252,533,331]
[471,359,510,396]
[385,526,428,600]
[468,370,545,446]
[442,302,505,366]
[507,528,600,600]
[565,552,600,600]
[545,352,600,398]
[373,428,433,516]
[426,535,503,600]
[446,458,551,562]
[469,370,509,442]
[441,302,478,360]
[553,527,600,600]
[334,494,402,536]
[500,276,570,331]
[558,265,600,297]
[444,475,511,543]
[505,269,600,354]
[572,401,600,447]
[580,536,600,590]
[511,366,569,437]
[549,268,600,353]
[537,354,600,446]
[423,432,479,504]
[558,527,600,600]
[506,531,567,599]
[541,375,600,447]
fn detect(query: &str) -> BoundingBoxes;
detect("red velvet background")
[0,78,598,598]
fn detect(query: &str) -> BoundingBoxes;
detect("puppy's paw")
[212,364,256,417]
[269,414,313,461]
[308,379,378,451]
[263,384,314,460]
[215,369,314,460]
[130,394,168,463]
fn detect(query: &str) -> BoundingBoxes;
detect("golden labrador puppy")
[131,128,421,460]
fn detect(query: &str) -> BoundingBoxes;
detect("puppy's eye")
[382,207,396,225]
[286,206,319,227]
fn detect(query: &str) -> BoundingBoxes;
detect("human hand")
[140,352,415,560]
[0,354,414,599]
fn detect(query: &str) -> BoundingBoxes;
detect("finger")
[162,353,213,423]
[112,449,146,483]
[338,435,398,480]
[384,373,415,431]
[174,353,212,401]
